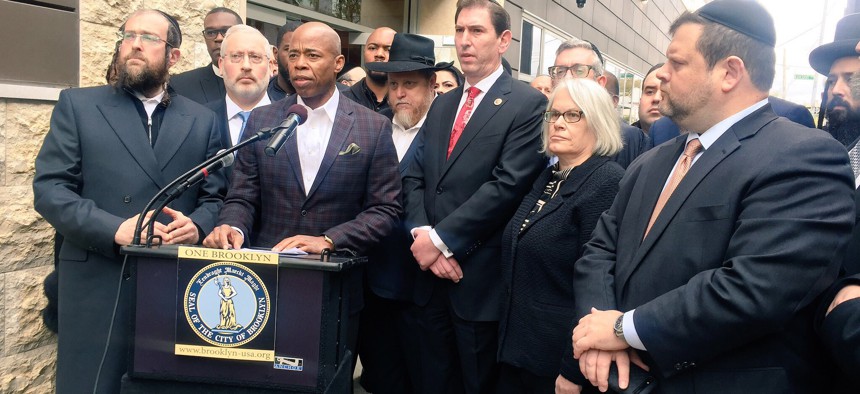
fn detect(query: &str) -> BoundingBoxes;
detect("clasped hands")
[411,229,463,283]
[115,207,199,245]
[571,308,649,393]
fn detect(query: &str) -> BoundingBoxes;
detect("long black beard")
[825,97,860,147]
[828,119,860,148]
[116,53,169,94]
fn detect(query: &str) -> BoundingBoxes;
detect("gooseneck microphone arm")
[131,127,276,247]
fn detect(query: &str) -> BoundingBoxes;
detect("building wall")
[506,0,685,75]
[0,1,238,392]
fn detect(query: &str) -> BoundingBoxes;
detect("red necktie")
[447,87,481,159]
[644,138,703,238]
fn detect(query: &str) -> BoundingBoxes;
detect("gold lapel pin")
[494,98,503,106]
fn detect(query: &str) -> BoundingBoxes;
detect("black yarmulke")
[697,0,775,47]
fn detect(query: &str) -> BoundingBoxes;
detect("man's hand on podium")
[203,224,244,249]
[272,235,332,254]
[115,210,167,246]
[162,207,199,244]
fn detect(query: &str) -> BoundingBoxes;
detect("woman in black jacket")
[497,78,625,393]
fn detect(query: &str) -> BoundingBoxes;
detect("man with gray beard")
[357,33,443,393]
[33,9,226,393]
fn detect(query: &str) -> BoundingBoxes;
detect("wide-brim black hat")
[809,13,860,75]
[366,33,452,73]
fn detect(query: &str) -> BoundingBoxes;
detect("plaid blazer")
[218,91,401,254]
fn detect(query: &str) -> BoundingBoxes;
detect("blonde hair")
[541,78,623,157]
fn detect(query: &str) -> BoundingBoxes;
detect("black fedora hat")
[366,33,452,73]
[809,13,860,75]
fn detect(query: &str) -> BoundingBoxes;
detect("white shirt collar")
[463,63,504,94]
[225,93,272,120]
[133,89,165,103]
[297,89,340,123]
[686,98,769,150]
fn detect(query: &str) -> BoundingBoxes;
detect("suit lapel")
[153,98,193,170]
[306,95,353,199]
[441,74,511,179]
[97,91,166,187]
[275,96,306,194]
[200,64,224,103]
[519,157,609,237]
[619,108,776,290]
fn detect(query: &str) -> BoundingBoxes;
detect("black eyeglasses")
[543,110,584,124]
[203,28,230,40]
[548,64,593,79]
[117,31,173,47]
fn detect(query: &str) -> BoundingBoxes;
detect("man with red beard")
[358,33,443,393]
[33,9,226,393]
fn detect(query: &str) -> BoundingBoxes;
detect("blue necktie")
[238,111,252,142]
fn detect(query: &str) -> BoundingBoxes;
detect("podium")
[118,244,365,393]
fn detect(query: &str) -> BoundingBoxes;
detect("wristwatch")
[614,314,624,338]
[323,234,335,249]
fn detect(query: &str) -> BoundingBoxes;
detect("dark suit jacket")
[169,63,226,105]
[817,274,860,392]
[651,96,815,146]
[573,105,855,393]
[366,126,424,301]
[218,91,401,255]
[33,86,227,393]
[402,71,547,320]
[204,98,232,149]
[497,156,623,377]
[612,123,652,168]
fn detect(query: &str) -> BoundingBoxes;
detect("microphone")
[265,104,309,157]
[184,149,234,187]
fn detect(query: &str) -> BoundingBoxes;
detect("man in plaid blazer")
[203,23,402,357]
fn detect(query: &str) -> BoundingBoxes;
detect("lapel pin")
[494,98,503,106]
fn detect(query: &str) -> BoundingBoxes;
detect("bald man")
[344,27,396,114]
[204,21,401,363]
[530,75,552,98]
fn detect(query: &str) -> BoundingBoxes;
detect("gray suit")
[33,85,227,393]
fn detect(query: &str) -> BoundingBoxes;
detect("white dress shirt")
[225,94,271,145]
[623,98,769,351]
[296,92,339,196]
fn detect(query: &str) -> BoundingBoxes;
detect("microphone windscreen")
[287,104,310,125]
[222,152,235,167]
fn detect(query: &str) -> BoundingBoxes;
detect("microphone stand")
[130,127,276,248]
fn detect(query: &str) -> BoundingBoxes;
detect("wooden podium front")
[119,245,364,393]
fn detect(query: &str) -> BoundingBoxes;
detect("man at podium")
[202,21,401,357]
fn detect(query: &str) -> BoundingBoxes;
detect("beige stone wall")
[0,1,241,393]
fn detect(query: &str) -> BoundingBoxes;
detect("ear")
[720,56,745,92]
[334,54,345,73]
[168,48,181,68]
[218,56,224,75]
[596,74,607,87]
[498,29,512,54]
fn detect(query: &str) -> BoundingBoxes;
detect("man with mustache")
[205,25,273,148]
[33,9,227,393]
[268,20,302,102]
[344,27,396,114]
[358,33,443,393]
[811,14,860,149]
[170,7,243,104]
